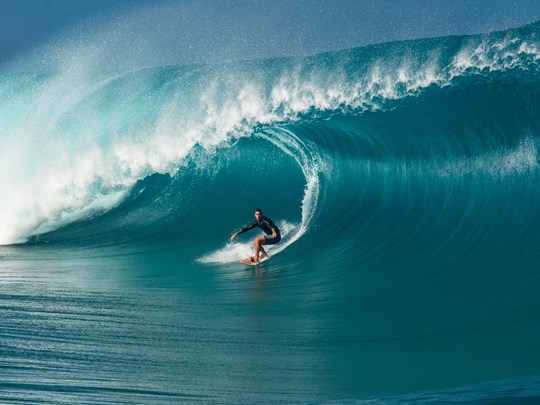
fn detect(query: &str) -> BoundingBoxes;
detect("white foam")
[437,137,539,178]
[450,35,540,77]
[199,220,299,264]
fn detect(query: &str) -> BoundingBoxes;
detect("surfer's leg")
[254,236,266,262]
[259,234,278,260]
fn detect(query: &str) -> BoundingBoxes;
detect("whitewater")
[0,17,540,404]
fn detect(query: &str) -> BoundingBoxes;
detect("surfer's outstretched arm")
[230,222,257,240]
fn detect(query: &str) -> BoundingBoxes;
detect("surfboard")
[240,257,268,266]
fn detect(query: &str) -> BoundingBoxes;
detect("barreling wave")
[0,19,539,265]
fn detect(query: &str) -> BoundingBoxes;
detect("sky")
[1,0,540,67]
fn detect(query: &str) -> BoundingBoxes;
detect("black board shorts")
[264,234,281,245]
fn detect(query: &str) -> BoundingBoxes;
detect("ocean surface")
[1,19,540,404]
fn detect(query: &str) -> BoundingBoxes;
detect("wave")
[2,16,540,405]
[0,20,539,253]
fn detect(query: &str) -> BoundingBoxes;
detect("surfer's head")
[254,209,263,220]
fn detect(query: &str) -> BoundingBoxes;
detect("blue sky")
[1,0,540,66]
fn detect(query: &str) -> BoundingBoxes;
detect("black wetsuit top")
[237,216,280,237]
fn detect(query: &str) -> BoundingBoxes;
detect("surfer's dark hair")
[254,208,263,215]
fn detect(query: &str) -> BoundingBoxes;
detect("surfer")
[230,209,281,263]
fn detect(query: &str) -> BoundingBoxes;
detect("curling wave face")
[0,20,539,256]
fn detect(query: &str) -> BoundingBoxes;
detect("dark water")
[1,19,540,404]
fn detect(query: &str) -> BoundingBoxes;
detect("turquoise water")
[1,20,540,404]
